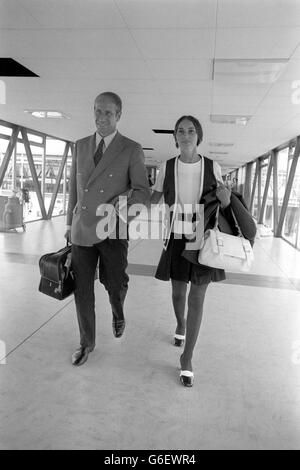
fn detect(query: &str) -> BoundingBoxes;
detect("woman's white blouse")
[152,157,223,235]
[177,159,202,206]
[152,157,223,198]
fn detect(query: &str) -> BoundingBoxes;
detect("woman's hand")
[216,184,231,209]
[64,229,71,244]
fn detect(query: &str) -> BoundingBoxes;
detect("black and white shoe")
[180,370,194,387]
[174,334,185,347]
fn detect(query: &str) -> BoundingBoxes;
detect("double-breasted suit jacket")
[67,131,150,246]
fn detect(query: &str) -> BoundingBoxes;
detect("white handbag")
[198,206,254,272]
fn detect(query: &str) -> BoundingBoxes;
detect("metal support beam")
[258,155,273,224]
[21,127,47,219]
[47,142,70,219]
[257,158,262,217]
[0,126,19,187]
[276,136,300,237]
[249,159,259,213]
[272,150,279,234]
[243,162,252,207]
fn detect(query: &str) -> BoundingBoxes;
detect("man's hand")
[64,229,71,244]
[216,184,231,209]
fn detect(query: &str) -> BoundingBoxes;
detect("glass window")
[27,133,44,145]
[63,156,73,214]
[15,142,44,222]
[252,183,259,219]
[260,162,268,191]
[0,136,13,195]
[0,136,9,159]
[250,161,258,218]
[45,138,68,216]
[1,123,72,221]
[277,147,290,214]
[237,166,246,194]
[262,160,274,230]
[282,156,300,248]
[0,125,12,137]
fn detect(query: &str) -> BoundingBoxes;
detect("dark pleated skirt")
[155,233,226,285]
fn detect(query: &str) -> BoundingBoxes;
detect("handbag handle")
[213,204,244,237]
[229,206,244,237]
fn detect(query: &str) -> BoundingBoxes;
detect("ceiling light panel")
[209,142,234,147]
[210,115,252,125]
[213,59,289,84]
[24,110,70,119]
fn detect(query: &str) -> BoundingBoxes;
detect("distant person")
[21,187,31,213]
[65,92,150,366]
[148,175,153,187]
[150,115,255,387]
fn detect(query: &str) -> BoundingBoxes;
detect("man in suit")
[65,92,150,366]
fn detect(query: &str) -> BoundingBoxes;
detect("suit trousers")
[72,238,129,348]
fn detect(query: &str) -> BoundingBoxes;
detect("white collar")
[95,130,117,150]
[178,154,203,163]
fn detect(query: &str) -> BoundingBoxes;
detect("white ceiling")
[1,0,300,172]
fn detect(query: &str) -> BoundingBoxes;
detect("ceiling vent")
[0,58,39,77]
[210,114,251,125]
[152,129,173,134]
[212,59,288,84]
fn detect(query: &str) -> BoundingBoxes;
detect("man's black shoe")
[71,346,93,366]
[112,319,126,338]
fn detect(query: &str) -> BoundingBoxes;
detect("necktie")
[94,138,105,166]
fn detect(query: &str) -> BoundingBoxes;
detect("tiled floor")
[0,217,300,450]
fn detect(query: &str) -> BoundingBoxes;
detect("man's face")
[94,96,121,137]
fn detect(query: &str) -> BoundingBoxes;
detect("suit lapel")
[87,132,125,185]
[76,135,96,186]
[85,134,97,180]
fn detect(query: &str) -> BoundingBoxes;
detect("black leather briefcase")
[38,244,75,300]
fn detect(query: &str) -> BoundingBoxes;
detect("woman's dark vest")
[161,156,217,250]
[163,156,217,208]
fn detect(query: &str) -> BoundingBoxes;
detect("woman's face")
[175,119,198,151]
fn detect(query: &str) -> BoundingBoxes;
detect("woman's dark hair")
[174,115,203,148]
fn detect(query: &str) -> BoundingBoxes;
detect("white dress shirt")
[95,130,117,152]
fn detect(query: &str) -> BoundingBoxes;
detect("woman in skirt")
[151,115,231,387]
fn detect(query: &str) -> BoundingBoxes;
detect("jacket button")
[84,189,89,192]
[109,174,113,177]
[82,206,87,210]
[100,189,104,193]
